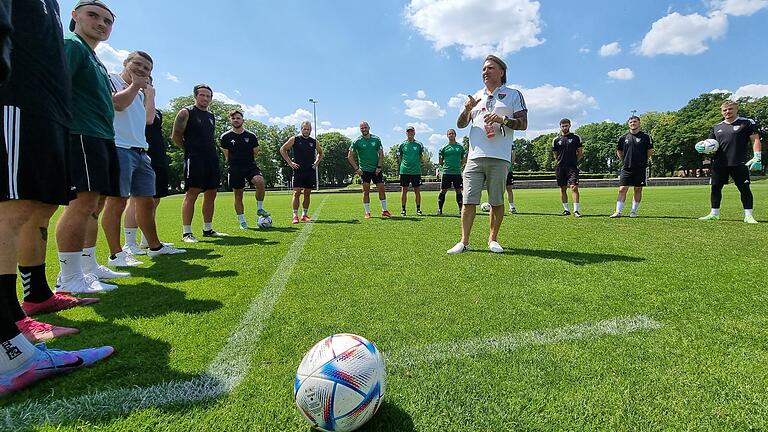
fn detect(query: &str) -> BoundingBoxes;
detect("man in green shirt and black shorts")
[348,121,391,219]
[397,126,425,216]
[438,128,466,215]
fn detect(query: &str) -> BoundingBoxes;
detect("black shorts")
[152,164,169,198]
[185,155,220,191]
[69,134,121,197]
[293,169,316,189]
[229,163,261,190]
[441,174,463,190]
[556,166,579,187]
[506,172,515,187]
[619,168,647,187]
[400,174,422,188]
[1,107,73,205]
[710,165,750,186]
[361,170,384,184]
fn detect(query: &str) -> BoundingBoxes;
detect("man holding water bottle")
[447,55,527,254]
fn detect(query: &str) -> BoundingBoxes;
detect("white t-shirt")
[466,85,526,162]
[109,73,149,150]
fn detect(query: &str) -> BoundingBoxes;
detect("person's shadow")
[501,248,645,265]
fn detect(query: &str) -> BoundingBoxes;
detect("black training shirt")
[220,129,258,166]
[183,106,216,158]
[617,131,653,170]
[709,117,759,167]
[552,133,582,168]
[292,135,317,171]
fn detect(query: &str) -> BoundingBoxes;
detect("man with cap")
[448,55,528,254]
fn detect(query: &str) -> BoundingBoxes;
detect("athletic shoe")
[560,210,571,216]
[364,212,372,219]
[416,210,424,216]
[447,242,469,255]
[744,214,759,224]
[256,208,271,217]
[182,233,198,243]
[0,343,114,397]
[16,317,79,343]
[400,210,407,216]
[21,293,100,316]
[291,215,300,224]
[609,212,622,218]
[202,229,229,237]
[381,210,392,218]
[239,221,249,229]
[140,240,173,248]
[301,215,312,222]
[509,207,517,214]
[91,265,130,280]
[122,244,146,256]
[436,209,443,215]
[629,211,638,218]
[107,251,143,267]
[488,241,504,253]
[573,211,582,218]
[147,244,187,257]
[698,213,720,221]
[55,273,117,294]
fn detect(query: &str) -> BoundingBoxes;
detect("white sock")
[380,199,388,211]
[562,202,569,211]
[363,203,371,213]
[302,208,309,216]
[0,334,37,373]
[574,202,580,212]
[509,202,515,209]
[58,251,82,280]
[124,228,137,247]
[711,208,721,215]
[139,231,148,247]
[237,214,246,223]
[745,209,753,216]
[631,201,640,212]
[81,246,98,273]
[203,222,213,231]
[616,201,624,213]
[182,225,192,235]
[293,209,299,217]
[257,201,264,210]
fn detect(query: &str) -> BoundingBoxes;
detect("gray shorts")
[116,147,156,198]
[463,157,508,206]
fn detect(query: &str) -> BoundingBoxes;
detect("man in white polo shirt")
[101,51,184,268]
[448,55,528,254]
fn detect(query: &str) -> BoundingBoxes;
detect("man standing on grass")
[552,118,583,217]
[280,120,323,224]
[698,100,763,224]
[506,145,517,214]
[448,54,528,254]
[220,109,270,229]
[348,121,391,219]
[610,116,653,219]
[397,126,425,216]
[437,128,466,215]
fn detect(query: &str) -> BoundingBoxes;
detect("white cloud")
[318,126,360,140]
[733,84,768,99]
[94,43,129,73]
[599,42,622,57]
[404,99,446,119]
[405,0,544,58]
[401,93,409,97]
[709,0,768,15]
[448,93,468,109]
[638,11,728,56]
[710,88,732,94]
[607,68,635,80]
[268,108,313,126]
[320,121,332,127]
[164,72,179,83]
[402,122,433,134]
[416,90,427,99]
[214,92,269,118]
[579,47,591,54]
[393,126,404,132]
[428,133,445,146]
[512,84,598,137]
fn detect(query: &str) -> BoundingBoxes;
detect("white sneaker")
[446,242,468,254]
[629,211,638,218]
[147,244,187,257]
[488,241,504,253]
[182,233,198,243]
[55,273,117,294]
[107,251,143,267]
[239,221,249,229]
[139,239,173,248]
[90,265,130,279]
[122,244,146,256]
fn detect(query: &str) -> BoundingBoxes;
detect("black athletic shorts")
[152,164,169,198]
[400,174,422,188]
[619,168,647,187]
[69,134,121,197]
[556,166,579,187]
[229,163,261,190]
[711,165,750,187]
[185,155,220,191]
[293,169,316,189]
[506,172,515,187]
[441,174,462,190]
[361,170,384,184]
[1,107,73,204]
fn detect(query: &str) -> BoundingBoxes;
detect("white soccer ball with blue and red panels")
[294,334,386,432]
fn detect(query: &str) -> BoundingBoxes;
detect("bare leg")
[489,205,504,243]
[460,204,476,245]
[56,192,100,253]
[414,187,421,207]
[18,204,57,266]
[302,189,311,211]
[233,188,244,215]
[202,189,217,224]
[182,188,202,226]
[101,196,128,255]
[134,196,161,248]
[292,189,301,212]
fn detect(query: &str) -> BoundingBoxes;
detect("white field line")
[386,315,662,369]
[1,200,327,430]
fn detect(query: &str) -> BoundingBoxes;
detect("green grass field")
[2,182,767,431]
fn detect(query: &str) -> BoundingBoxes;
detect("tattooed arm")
[171,109,188,149]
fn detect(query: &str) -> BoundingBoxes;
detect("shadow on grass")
[312,219,361,225]
[475,248,645,265]
[391,216,423,222]
[128,251,238,283]
[207,235,279,247]
[360,400,416,432]
[89,282,223,320]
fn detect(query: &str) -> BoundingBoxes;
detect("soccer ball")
[257,215,272,229]
[294,334,386,432]
[695,138,719,155]
[480,202,492,212]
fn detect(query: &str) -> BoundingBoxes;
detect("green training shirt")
[397,140,424,175]
[439,142,466,175]
[350,134,383,172]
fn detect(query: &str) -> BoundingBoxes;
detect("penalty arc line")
[1,199,328,430]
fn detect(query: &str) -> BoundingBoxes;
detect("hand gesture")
[289,161,300,169]
[143,82,156,99]
[483,112,501,125]
[464,95,480,111]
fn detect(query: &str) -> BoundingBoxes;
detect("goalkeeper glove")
[746,151,762,172]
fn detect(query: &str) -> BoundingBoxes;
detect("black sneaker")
[436,209,443,215]
[573,211,581,218]
[202,229,229,237]
[400,210,406,216]
[416,210,424,216]
[560,210,571,216]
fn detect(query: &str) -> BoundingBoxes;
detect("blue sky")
[72,0,768,159]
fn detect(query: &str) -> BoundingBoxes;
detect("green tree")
[512,138,537,171]
[531,133,557,171]
[317,132,353,185]
[575,121,625,173]
[738,96,768,174]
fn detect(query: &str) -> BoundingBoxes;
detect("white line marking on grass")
[386,315,662,369]
[1,200,327,430]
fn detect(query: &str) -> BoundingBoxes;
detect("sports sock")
[123,228,137,247]
[631,201,640,212]
[380,199,388,211]
[203,222,213,232]
[438,191,446,211]
[182,225,193,235]
[745,209,754,216]
[0,276,25,323]
[711,208,721,215]
[616,201,624,214]
[509,201,515,209]
[302,208,309,216]
[416,205,421,212]
[237,214,246,224]
[401,205,406,212]
[293,209,299,217]
[81,246,98,273]
[562,202,569,211]
[456,192,463,209]
[574,202,580,212]
[0,333,37,373]
[19,265,53,303]
[363,203,371,213]
[58,251,82,280]
[257,201,264,211]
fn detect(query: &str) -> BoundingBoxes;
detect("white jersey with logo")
[467,85,526,162]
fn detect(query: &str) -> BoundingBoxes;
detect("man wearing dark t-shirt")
[220,110,270,229]
[280,120,323,224]
[552,118,583,217]
[610,116,654,218]
[698,100,763,224]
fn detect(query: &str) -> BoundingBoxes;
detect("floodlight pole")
[309,98,319,191]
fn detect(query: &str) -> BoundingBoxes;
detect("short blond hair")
[721,99,737,109]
